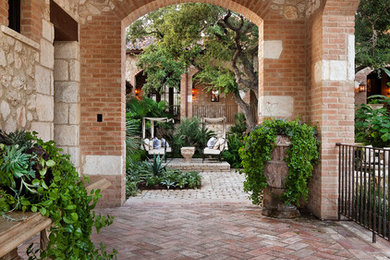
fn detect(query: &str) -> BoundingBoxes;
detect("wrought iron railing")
[337,143,390,242]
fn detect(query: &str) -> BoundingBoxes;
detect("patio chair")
[202,117,228,162]
[141,117,173,158]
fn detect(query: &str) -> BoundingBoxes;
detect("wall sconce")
[359,83,366,93]
[211,89,219,102]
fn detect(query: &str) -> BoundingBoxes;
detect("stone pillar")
[31,17,55,142]
[180,66,198,120]
[53,41,80,172]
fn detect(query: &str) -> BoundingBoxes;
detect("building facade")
[0,0,359,219]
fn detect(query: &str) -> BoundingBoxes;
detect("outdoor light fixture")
[211,89,219,102]
[359,83,366,93]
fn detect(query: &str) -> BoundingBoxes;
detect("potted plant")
[239,119,319,218]
[173,118,214,162]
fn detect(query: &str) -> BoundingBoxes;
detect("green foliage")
[145,155,167,177]
[355,95,390,147]
[125,160,201,197]
[222,134,244,168]
[222,113,247,168]
[173,117,214,155]
[0,131,116,259]
[355,0,390,71]
[127,3,259,128]
[239,119,319,206]
[126,118,141,154]
[229,113,248,137]
[126,97,170,120]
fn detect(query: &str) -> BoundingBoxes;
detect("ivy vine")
[0,131,116,259]
[239,119,320,206]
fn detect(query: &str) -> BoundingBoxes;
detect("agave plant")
[145,155,167,177]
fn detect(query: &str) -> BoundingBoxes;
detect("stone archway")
[77,0,360,219]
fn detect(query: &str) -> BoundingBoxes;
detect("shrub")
[0,131,116,259]
[173,117,214,155]
[239,119,319,206]
[125,156,201,197]
[222,113,248,168]
[222,133,244,168]
[355,95,390,147]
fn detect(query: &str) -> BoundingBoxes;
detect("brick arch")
[120,0,264,28]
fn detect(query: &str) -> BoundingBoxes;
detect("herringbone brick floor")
[91,171,390,259]
[18,171,390,259]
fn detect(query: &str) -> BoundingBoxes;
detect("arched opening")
[76,0,360,219]
[367,68,390,98]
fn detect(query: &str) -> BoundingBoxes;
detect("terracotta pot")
[181,147,195,163]
[262,135,300,219]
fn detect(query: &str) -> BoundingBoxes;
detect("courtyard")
[91,171,390,259]
[2,0,390,258]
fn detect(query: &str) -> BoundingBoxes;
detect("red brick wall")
[20,0,44,43]
[80,12,125,157]
[263,13,308,121]
[0,0,7,26]
[306,0,359,219]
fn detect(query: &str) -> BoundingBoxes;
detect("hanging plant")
[0,131,116,259]
[239,119,320,206]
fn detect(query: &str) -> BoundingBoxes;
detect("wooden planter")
[262,135,300,218]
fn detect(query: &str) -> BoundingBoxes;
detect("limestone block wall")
[54,42,81,171]
[0,18,54,141]
[125,54,140,90]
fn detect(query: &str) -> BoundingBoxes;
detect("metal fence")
[337,143,390,242]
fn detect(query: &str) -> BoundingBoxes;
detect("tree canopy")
[355,0,390,72]
[127,3,259,128]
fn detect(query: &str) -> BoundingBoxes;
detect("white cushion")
[219,139,226,151]
[143,139,150,151]
[204,148,221,155]
[207,137,217,148]
[213,138,224,150]
[152,138,161,149]
[148,148,166,155]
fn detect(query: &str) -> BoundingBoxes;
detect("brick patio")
[89,171,390,259]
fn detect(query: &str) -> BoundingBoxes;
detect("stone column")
[53,41,80,172]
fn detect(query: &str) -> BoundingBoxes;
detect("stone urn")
[262,135,300,218]
[181,147,195,163]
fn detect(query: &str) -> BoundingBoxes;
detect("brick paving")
[18,170,390,259]
[91,170,390,259]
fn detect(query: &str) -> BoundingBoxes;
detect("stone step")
[166,158,230,172]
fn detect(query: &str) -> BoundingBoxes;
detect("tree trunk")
[232,92,256,129]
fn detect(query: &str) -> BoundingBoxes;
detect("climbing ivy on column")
[239,119,320,206]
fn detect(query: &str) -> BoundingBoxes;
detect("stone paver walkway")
[136,171,248,202]
[91,170,390,259]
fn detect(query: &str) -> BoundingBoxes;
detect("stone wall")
[0,17,54,141]
[126,53,140,91]
[54,41,81,171]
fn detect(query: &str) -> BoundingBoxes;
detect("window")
[8,0,21,32]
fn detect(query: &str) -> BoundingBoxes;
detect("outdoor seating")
[141,117,173,157]
[202,117,228,162]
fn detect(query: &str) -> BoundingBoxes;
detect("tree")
[127,4,259,128]
[355,0,390,73]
